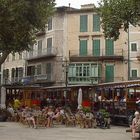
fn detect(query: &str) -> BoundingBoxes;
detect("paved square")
[0,122,134,140]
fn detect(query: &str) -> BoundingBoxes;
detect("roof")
[43,84,92,89]
[97,80,140,88]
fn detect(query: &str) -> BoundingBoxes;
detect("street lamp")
[128,25,130,80]
[62,58,69,107]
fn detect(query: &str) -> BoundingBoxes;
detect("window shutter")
[105,65,114,82]
[38,40,42,55]
[80,15,88,32]
[47,38,52,53]
[48,18,52,30]
[93,15,100,32]
[132,70,137,78]
[79,40,87,56]
[105,39,114,56]
[46,63,52,80]
[93,39,100,56]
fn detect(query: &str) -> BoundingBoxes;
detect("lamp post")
[128,25,130,80]
[63,58,69,107]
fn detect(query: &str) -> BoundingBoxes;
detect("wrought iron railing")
[26,47,57,60]
[69,49,124,57]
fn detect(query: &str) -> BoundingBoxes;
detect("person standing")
[131,111,140,138]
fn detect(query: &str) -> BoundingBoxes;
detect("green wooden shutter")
[105,39,114,56]
[47,38,52,54]
[80,15,88,32]
[93,15,100,32]
[105,65,114,82]
[79,40,87,56]
[93,39,100,56]
[132,70,137,78]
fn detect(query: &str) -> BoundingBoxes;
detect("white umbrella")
[78,88,82,109]
[1,87,6,109]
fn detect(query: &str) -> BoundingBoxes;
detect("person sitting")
[7,105,15,121]
[47,107,54,127]
[24,107,37,129]
[131,111,140,138]
[52,108,60,120]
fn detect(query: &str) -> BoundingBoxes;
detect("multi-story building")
[1,6,72,87]
[129,25,140,80]
[66,4,140,85]
[1,4,140,95]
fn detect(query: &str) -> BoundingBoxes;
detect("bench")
[126,129,140,139]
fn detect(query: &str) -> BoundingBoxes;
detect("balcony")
[68,76,124,85]
[69,49,124,62]
[21,74,55,85]
[98,77,124,83]
[26,47,57,61]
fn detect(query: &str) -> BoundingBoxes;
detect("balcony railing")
[26,47,57,60]
[68,76,124,84]
[2,74,55,85]
[21,74,55,84]
[69,49,124,61]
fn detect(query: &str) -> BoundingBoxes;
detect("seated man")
[131,111,140,138]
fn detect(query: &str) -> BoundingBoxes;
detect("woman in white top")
[131,111,140,138]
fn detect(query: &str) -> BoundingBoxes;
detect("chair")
[36,115,46,128]
[65,113,76,127]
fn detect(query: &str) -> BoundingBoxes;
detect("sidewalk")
[0,122,132,140]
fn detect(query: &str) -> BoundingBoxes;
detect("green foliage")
[82,107,91,113]
[0,0,55,63]
[99,0,140,40]
[99,109,110,118]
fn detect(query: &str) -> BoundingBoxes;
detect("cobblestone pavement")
[0,122,134,140]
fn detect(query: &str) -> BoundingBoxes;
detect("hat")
[134,111,139,116]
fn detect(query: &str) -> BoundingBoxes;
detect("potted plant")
[0,108,10,122]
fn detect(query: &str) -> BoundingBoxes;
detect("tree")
[99,0,140,40]
[0,0,55,64]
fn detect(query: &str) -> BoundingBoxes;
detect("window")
[12,53,15,61]
[36,65,41,75]
[19,53,22,60]
[105,39,114,56]
[131,43,137,52]
[131,69,138,78]
[45,63,52,80]
[68,63,99,84]
[18,67,23,78]
[47,17,52,31]
[79,40,87,56]
[93,14,100,32]
[80,15,88,32]
[105,65,114,82]
[27,66,35,76]
[38,40,42,55]
[93,39,100,56]
[47,38,52,54]
[3,69,9,79]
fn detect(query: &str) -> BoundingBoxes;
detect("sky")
[55,0,99,8]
